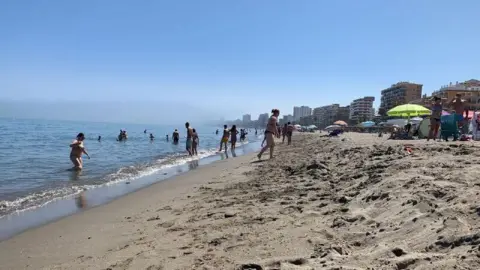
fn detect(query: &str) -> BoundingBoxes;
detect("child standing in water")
[192,128,199,155]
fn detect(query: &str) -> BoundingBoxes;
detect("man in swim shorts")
[70,133,90,170]
[185,122,193,156]
[449,93,468,130]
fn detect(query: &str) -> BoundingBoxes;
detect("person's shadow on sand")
[251,159,267,164]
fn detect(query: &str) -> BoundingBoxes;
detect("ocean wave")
[0,147,219,218]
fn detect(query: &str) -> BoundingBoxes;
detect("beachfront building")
[313,104,350,129]
[412,79,480,111]
[257,113,269,127]
[280,114,294,125]
[349,96,375,125]
[293,106,312,121]
[299,115,315,126]
[242,114,251,126]
[432,80,480,98]
[379,82,423,116]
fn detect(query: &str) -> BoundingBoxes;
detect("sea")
[0,118,262,240]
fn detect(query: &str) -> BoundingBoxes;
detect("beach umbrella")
[387,104,431,117]
[333,120,348,126]
[360,121,375,127]
[325,125,341,131]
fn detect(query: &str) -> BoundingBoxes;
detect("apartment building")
[412,79,480,111]
[349,96,375,124]
[379,82,423,116]
[313,104,350,128]
[257,113,269,127]
[242,114,251,125]
[293,106,312,121]
[281,114,294,124]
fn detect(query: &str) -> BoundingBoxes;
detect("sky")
[1,0,480,124]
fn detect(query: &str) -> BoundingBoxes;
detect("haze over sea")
[0,117,259,218]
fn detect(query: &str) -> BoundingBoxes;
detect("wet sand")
[2,133,480,269]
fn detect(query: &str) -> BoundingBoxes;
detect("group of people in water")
[70,108,290,170]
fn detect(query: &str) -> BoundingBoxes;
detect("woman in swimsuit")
[219,125,229,152]
[428,96,443,141]
[257,109,280,160]
[70,133,90,170]
[230,125,239,150]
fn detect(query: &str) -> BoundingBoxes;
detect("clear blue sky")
[1,0,479,123]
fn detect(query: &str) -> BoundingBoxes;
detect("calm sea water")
[0,118,259,217]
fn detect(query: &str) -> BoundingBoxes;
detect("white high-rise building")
[349,96,375,123]
[293,106,312,121]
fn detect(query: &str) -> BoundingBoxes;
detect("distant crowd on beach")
[69,108,295,170]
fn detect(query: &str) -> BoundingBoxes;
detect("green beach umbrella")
[387,104,431,117]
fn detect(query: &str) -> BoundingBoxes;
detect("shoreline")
[0,140,262,242]
[0,149,261,270]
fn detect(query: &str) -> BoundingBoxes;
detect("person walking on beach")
[287,122,294,145]
[219,125,229,152]
[230,125,239,150]
[185,122,193,156]
[192,128,199,155]
[70,133,90,170]
[257,109,280,160]
[428,96,443,141]
[282,123,288,143]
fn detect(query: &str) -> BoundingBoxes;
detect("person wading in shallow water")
[219,125,229,152]
[185,122,193,156]
[70,133,90,170]
[257,109,280,160]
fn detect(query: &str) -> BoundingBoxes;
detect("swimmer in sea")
[149,133,155,140]
[70,133,90,170]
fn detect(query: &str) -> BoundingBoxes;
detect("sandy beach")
[2,133,480,270]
